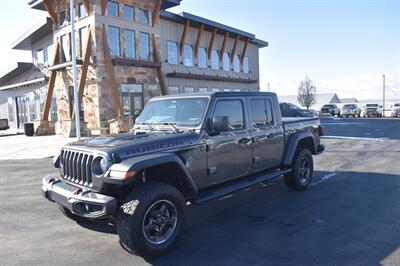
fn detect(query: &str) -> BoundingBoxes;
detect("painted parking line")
[321,136,388,141]
[311,173,338,186]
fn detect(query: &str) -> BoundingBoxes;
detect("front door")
[250,97,285,170]
[121,84,144,126]
[16,95,28,129]
[206,99,253,183]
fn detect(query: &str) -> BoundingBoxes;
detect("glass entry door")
[16,95,28,129]
[121,84,144,126]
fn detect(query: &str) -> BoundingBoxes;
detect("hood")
[65,130,201,160]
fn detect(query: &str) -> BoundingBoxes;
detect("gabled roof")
[28,0,181,11]
[160,11,268,47]
[12,17,52,50]
[278,93,341,108]
[0,62,34,86]
[340,98,359,103]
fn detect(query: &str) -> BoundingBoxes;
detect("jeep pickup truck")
[42,92,324,257]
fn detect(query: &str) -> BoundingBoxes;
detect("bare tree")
[297,75,316,110]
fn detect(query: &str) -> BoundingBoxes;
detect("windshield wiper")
[161,122,182,133]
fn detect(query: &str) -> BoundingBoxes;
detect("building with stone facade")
[0,0,268,136]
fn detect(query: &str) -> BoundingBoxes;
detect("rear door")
[206,98,253,183]
[249,97,285,170]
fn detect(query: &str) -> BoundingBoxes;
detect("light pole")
[70,0,81,140]
[267,83,270,92]
[383,74,386,117]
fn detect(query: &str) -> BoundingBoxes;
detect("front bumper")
[42,175,117,219]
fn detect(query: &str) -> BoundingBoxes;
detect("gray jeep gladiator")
[42,92,324,257]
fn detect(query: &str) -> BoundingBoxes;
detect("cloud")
[265,73,400,100]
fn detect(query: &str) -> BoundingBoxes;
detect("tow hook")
[73,188,83,195]
[47,177,56,184]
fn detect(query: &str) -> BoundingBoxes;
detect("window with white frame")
[140,32,150,60]
[222,52,230,71]
[61,34,71,62]
[46,44,53,64]
[233,54,240,73]
[211,50,219,70]
[243,56,249,74]
[183,44,194,67]
[168,87,179,95]
[167,41,178,65]
[211,88,220,92]
[124,5,134,21]
[198,47,207,68]
[107,1,119,17]
[108,26,120,56]
[59,11,66,26]
[139,9,149,24]
[79,3,88,18]
[37,49,45,65]
[198,87,208,93]
[125,29,135,58]
[184,87,195,93]
[7,98,14,122]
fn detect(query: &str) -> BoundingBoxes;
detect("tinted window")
[222,52,230,71]
[198,47,207,68]
[140,32,150,60]
[211,50,219,70]
[243,56,249,73]
[125,29,135,58]
[183,44,194,67]
[107,1,119,17]
[108,26,120,56]
[139,9,149,24]
[213,100,244,130]
[124,5,134,21]
[251,99,273,127]
[233,54,240,73]
[167,41,178,64]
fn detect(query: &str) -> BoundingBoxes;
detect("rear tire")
[284,148,314,191]
[117,182,185,257]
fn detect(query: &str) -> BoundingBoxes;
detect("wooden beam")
[152,34,168,96]
[82,0,91,15]
[179,20,190,56]
[152,0,163,26]
[102,25,123,118]
[194,24,204,59]
[101,0,107,16]
[230,36,240,63]
[208,28,218,60]
[220,32,229,62]
[42,38,60,121]
[43,0,58,26]
[72,26,92,119]
[240,38,250,64]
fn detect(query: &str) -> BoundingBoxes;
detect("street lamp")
[70,0,81,140]
[383,74,386,117]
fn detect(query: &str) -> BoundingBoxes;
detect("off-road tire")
[117,182,185,257]
[284,148,314,191]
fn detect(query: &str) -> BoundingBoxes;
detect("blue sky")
[0,0,399,99]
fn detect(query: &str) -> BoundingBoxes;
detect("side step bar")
[192,168,292,204]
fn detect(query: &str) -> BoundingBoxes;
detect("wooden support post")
[152,34,168,96]
[152,0,163,26]
[82,0,91,15]
[220,32,229,62]
[194,24,204,59]
[101,0,108,15]
[42,38,60,121]
[208,28,218,61]
[240,38,250,64]
[43,0,58,26]
[230,36,240,63]
[179,20,190,56]
[72,26,92,119]
[102,25,123,118]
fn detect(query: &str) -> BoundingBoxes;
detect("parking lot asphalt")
[1,118,400,266]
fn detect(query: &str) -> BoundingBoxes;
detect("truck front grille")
[61,149,94,187]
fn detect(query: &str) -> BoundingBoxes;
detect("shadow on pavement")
[75,170,400,265]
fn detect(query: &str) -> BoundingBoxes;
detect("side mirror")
[209,116,229,135]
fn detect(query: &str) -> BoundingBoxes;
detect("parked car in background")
[320,104,340,117]
[0,119,9,131]
[279,102,317,117]
[391,103,400,117]
[341,104,362,117]
[363,104,382,117]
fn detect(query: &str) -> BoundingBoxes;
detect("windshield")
[136,97,209,127]
[323,105,335,108]
[344,104,356,109]
[394,103,400,107]
[366,104,378,107]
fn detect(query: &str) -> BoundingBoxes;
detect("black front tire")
[117,182,185,257]
[284,148,314,191]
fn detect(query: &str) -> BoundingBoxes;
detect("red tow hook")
[73,188,83,195]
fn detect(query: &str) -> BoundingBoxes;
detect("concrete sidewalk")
[0,134,75,160]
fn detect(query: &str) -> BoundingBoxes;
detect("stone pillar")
[108,117,132,134]
[34,120,56,136]
[61,119,88,138]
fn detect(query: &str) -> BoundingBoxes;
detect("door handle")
[239,137,252,146]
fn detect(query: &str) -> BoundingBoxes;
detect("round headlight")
[100,157,108,172]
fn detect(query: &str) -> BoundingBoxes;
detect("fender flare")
[106,153,198,196]
[283,131,316,166]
